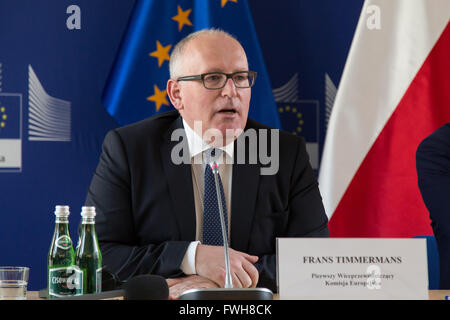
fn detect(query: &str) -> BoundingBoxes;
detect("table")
[26,290,450,300]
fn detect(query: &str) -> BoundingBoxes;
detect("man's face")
[169,34,251,145]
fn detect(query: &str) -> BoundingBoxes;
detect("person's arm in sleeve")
[416,124,450,289]
[85,130,190,281]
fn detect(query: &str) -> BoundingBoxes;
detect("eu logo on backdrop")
[0,95,21,139]
[278,102,319,170]
[0,94,22,171]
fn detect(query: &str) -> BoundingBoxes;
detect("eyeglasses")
[177,71,257,89]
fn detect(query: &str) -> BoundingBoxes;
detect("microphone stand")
[212,161,233,289]
[179,161,273,300]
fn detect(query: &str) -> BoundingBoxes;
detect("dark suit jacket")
[86,111,329,292]
[416,123,450,289]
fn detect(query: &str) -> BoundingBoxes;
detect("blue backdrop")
[0,0,362,290]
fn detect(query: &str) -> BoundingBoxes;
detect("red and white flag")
[319,0,450,237]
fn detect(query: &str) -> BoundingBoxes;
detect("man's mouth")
[217,108,238,114]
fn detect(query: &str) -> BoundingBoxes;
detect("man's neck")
[182,118,235,160]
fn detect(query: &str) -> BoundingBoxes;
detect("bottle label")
[96,268,102,293]
[55,235,73,250]
[48,266,83,297]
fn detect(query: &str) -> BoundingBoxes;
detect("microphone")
[57,274,169,300]
[179,160,273,300]
[210,161,233,289]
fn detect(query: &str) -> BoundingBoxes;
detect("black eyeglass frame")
[176,71,257,89]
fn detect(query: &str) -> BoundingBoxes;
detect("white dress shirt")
[180,119,234,275]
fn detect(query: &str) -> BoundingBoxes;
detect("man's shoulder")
[427,123,450,144]
[114,110,180,140]
[418,123,450,155]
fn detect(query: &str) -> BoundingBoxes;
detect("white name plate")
[277,238,428,300]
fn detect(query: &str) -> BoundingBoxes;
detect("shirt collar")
[182,118,234,160]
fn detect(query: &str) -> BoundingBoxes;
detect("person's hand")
[166,275,219,300]
[195,244,259,288]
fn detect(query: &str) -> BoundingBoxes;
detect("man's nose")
[221,78,237,97]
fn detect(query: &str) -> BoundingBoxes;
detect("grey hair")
[169,28,239,79]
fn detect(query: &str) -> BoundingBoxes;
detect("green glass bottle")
[76,206,102,294]
[47,205,83,298]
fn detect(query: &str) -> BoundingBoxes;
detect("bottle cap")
[54,205,70,217]
[81,206,96,218]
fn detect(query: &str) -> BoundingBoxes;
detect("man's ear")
[167,79,183,111]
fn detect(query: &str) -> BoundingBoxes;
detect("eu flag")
[103,0,281,129]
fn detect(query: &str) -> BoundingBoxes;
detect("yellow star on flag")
[172,5,192,31]
[221,0,238,8]
[149,41,172,67]
[0,107,5,128]
[147,85,169,112]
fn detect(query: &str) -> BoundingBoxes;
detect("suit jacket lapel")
[230,132,260,252]
[160,116,196,241]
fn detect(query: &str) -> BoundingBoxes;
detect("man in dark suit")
[86,29,328,297]
[416,123,450,289]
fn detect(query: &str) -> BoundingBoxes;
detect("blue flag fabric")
[103,0,281,129]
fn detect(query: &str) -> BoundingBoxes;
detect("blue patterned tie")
[202,149,228,246]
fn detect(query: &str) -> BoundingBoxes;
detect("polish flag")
[318,0,450,237]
